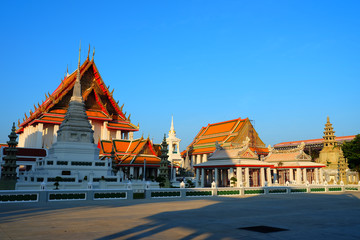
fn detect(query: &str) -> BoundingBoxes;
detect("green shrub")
[291,188,307,193]
[329,187,342,192]
[310,188,325,192]
[269,189,287,194]
[244,189,264,195]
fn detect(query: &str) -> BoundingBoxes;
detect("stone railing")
[1,184,359,203]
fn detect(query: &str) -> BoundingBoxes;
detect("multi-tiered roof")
[187,117,268,156]
[16,48,138,135]
[99,136,161,166]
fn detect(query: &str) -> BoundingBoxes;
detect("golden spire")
[70,41,83,102]
[92,47,95,61]
[87,44,90,59]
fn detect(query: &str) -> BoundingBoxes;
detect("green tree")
[342,134,360,173]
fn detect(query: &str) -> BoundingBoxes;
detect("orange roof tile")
[203,119,238,136]
[274,135,356,147]
[192,146,216,154]
[196,136,227,145]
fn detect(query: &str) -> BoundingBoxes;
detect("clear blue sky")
[0,1,359,151]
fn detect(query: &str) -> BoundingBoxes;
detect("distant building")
[185,117,269,168]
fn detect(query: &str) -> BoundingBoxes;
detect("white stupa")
[166,116,183,179]
[16,45,114,190]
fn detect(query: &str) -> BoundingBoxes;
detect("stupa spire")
[169,115,176,135]
[71,42,83,102]
[56,43,94,143]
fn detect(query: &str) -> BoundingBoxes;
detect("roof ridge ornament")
[87,44,90,60]
[70,41,83,103]
[92,47,95,61]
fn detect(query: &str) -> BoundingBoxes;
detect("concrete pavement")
[0,192,359,239]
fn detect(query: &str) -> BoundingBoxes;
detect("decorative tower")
[166,116,183,175]
[0,123,19,190]
[159,134,170,188]
[318,116,349,183]
[323,116,337,149]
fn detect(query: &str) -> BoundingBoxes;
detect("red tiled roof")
[274,135,356,147]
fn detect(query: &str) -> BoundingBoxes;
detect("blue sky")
[0,1,359,150]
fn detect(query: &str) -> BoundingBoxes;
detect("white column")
[303,168,307,184]
[201,168,205,188]
[139,167,143,178]
[266,168,272,186]
[214,168,219,187]
[35,123,43,148]
[196,155,201,165]
[245,167,250,187]
[102,121,108,140]
[260,168,265,187]
[116,130,122,139]
[273,169,278,183]
[203,154,208,163]
[130,167,134,177]
[229,168,234,181]
[53,124,59,144]
[196,168,200,187]
[236,167,242,187]
[315,168,319,184]
[296,168,301,184]
[289,168,294,183]
[319,168,324,183]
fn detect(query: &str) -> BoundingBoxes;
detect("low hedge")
[0,194,37,202]
[94,192,126,199]
[328,187,342,192]
[133,193,145,199]
[186,191,212,196]
[218,190,240,195]
[268,189,287,194]
[151,191,181,198]
[310,188,325,192]
[244,189,264,195]
[345,187,358,191]
[291,188,307,193]
[49,193,86,200]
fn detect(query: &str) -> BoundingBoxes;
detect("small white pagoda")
[166,116,183,179]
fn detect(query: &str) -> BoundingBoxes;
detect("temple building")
[99,136,162,180]
[194,137,273,188]
[16,46,138,149]
[185,117,269,168]
[194,138,327,188]
[264,142,325,185]
[16,46,118,190]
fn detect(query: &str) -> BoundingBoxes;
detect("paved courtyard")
[0,192,359,240]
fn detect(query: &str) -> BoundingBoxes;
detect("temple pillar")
[53,124,59,144]
[116,130,122,139]
[203,154,208,163]
[229,168,234,182]
[273,169,278,183]
[196,155,201,165]
[196,168,200,187]
[266,168,272,186]
[296,168,301,184]
[35,123,43,148]
[201,168,205,188]
[129,167,134,178]
[260,168,265,187]
[102,121,108,140]
[315,168,319,183]
[319,168,324,183]
[289,168,294,183]
[303,168,307,184]
[236,167,242,187]
[245,167,250,187]
[214,168,219,187]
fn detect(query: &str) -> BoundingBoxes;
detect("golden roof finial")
[120,104,124,111]
[92,47,95,61]
[18,119,20,127]
[87,44,90,59]
[66,64,69,77]
[128,114,131,121]
[111,89,114,95]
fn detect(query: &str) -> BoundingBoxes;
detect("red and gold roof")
[16,56,139,134]
[99,137,161,166]
[188,117,268,156]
